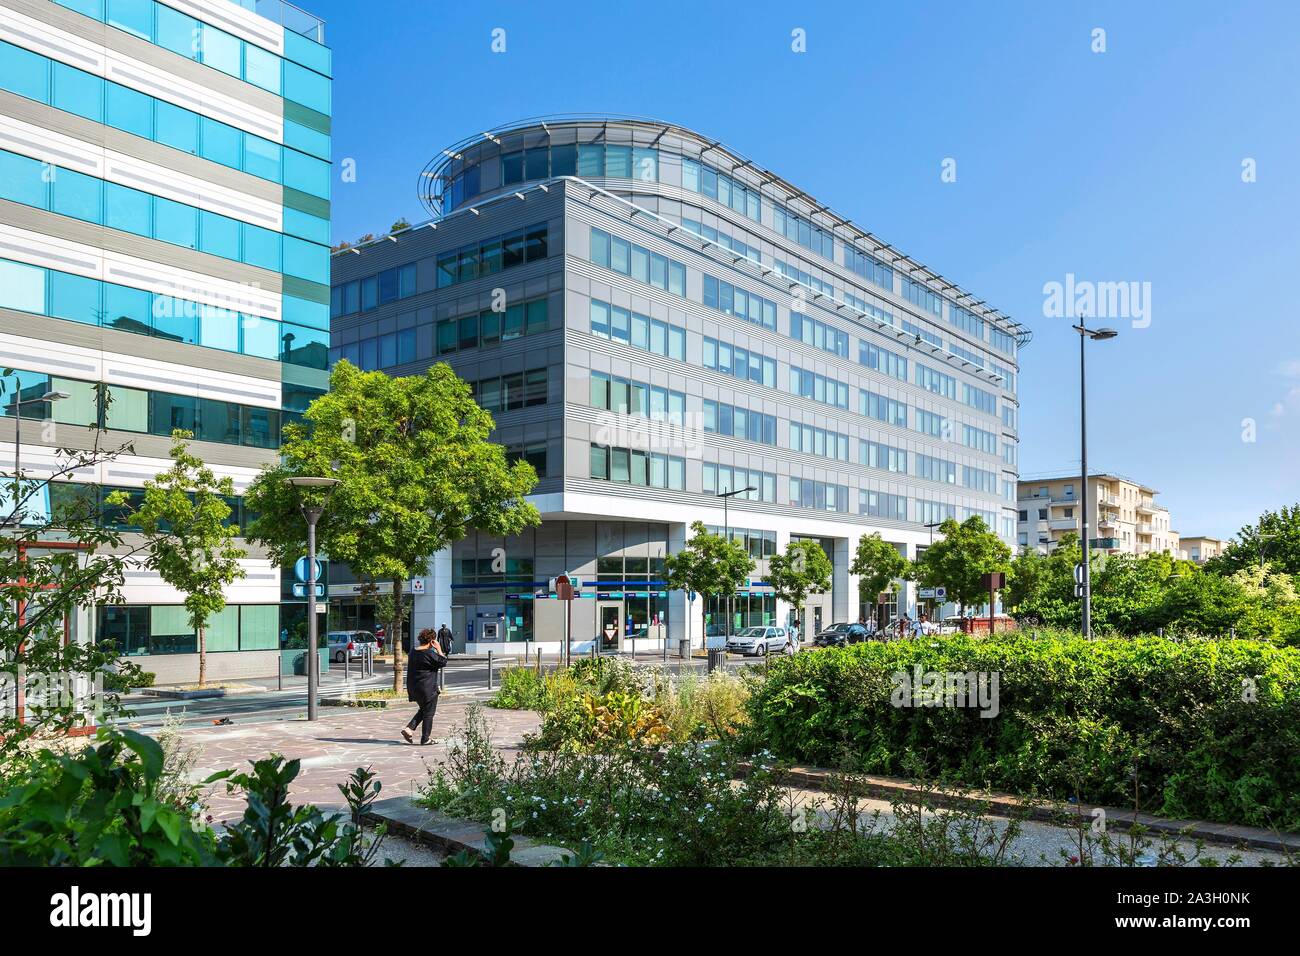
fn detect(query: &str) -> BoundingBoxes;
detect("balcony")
[1136,499,1156,514]
[1101,495,1119,507]
[1097,513,1119,528]
[1090,537,1120,550]
[1137,523,1153,534]
[1049,518,1080,531]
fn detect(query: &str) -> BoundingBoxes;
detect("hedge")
[744,633,1300,830]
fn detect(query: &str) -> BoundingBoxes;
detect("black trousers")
[406,693,439,743]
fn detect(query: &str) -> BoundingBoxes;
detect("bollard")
[487,650,494,690]
[344,646,351,682]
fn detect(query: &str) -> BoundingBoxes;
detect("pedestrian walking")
[401,628,446,745]
[436,622,453,656]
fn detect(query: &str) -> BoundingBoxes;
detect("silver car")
[326,630,378,663]
[725,625,789,656]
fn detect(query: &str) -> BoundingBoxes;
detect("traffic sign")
[410,578,425,594]
[935,586,947,600]
[1074,563,1085,585]
[1074,583,1086,598]
[292,583,326,598]
[294,556,324,583]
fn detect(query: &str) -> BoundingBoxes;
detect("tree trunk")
[390,578,405,694]
[198,624,207,688]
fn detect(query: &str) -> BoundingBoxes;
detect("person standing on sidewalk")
[436,622,453,656]
[401,628,446,745]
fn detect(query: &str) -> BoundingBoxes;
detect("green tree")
[126,431,247,688]
[849,533,907,629]
[244,361,540,692]
[1209,504,1300,577]
[663,521,754,646]
[0,378,149,750]
[910,516,1012,617]
[766,539,833,642]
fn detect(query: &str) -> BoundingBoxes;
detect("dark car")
[813,622,852,647]
[815,622,873,647]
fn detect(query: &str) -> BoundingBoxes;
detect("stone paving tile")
[179,697,539,825]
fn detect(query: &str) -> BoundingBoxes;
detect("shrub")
[744,634,1300,830]
[490,666,548,710]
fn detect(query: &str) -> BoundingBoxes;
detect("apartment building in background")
[330,115,1029,653]
[1016,473,1180,557]
[1179,535,1226,564]
[0,0,331,682]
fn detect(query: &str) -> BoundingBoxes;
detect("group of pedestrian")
[400,622,453,745]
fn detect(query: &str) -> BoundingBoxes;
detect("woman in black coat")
[402,628,446,745]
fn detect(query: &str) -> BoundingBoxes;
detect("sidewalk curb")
[739,763,1300,853]
[365,796,572,866]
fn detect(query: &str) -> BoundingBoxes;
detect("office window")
[108,0,153,40]
[49,271,100,325]
[52,62,103,122]
[106,83,152,138]
[0,151,46,208]
[0,39,49,102]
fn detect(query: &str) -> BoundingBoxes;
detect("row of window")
[702,464,776,502]
[861,489,908,521]
[860,342,908,382]
[702,400,777,446]
[916,363,957,400]
[0,258,328,368]
[950,304,985,339]
[435,224,549,290]
[789,477,851,513]
[504,143,659,188]
[590,372,686,424]
[472,369,548,414]
[45,481,252,532]
[963,465,999,494]
[702,337,777,388]
[590,228,687,297]
[772,203,835,261]
[860,389,908,428]
[589,300,687,361]
[681,157,761,222]
[1,367,296,449]
[915,451,956,484]
[845,245,894,291]
[777,259,836,299]
[0,150,327,283]
[0,41,330,195]
[790,422,850,462]
[682,218,759,262]
[901,276,944,317]
[331,264,416,316]
[505,442,548,479]
[589,444,686,490]
[702,525,778,559]
[862,439,908,474]
[790,366,850,410]
[98,603,277,657]
[790,312,849,359]
[438,299,550,354]
[54,0,331,112]
[701,274,778,331]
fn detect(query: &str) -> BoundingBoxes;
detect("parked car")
[939,617,965,635]
[813,622,852,647]
[725,625,789,656]
[326,630,378,663]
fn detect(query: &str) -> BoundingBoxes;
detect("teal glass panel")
[52,63,103,122]
[199,116,241,168]
[53,0,104,17]
[154,196,197,249]
[107,0,153,41]
[283,149,328,199]
[199,305,240,352]
[102,283,151,333]
[282,207,329,244]
[200,25,242,79]
[241,226,280,271]
[0,40,49,103]
[0,260,47,314]
[49,271,101,325]
[155,5,199,60]
[283,61,330,114]
[243,135,281,182]
[106,83,152,138]
[283,31,331,77]
[0,151,46,208]
[155,101,198,154]
[51,168,103,223]
[283,120,329,160]
[200,210,240,260]
[282,294,328,331]
[244,44,281,94]
[105,182,151,236]
[240,314,279,359]
[150,295,198,343]
[282,235,327,283]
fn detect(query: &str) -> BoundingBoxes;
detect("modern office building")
[1016,473,1180,557]
[0,0,331,682]
[1179,535,1226,564]
[331,115,1028,653]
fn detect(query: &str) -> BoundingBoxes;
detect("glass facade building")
[332,116,1027,651]
[0,0,330,682]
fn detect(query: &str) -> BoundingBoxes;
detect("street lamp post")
[286,476,340,721]
[922,521,943,621]
[717,485,756,648]
[1074,321,1117,639]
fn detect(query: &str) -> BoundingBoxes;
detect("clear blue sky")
[313,0,1300,541]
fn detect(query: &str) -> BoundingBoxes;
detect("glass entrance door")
[599,603,621,652]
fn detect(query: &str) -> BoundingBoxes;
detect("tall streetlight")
[717,485,756,645]
[7,388,70,522]
[286,476,340,720]
[1074,321,1117,639]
